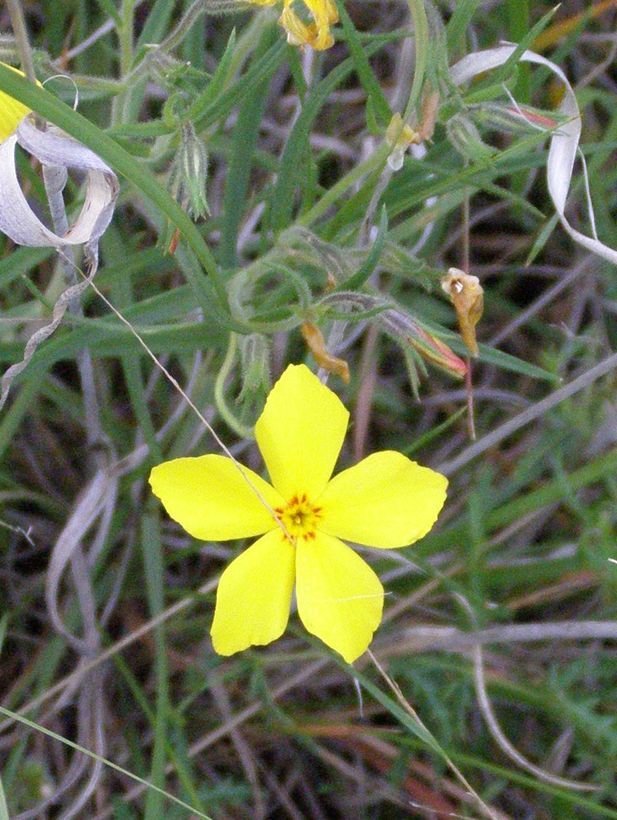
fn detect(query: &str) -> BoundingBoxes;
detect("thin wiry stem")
[367,649,500,820]
[473,641,598,792]
[454,595,599,793]
[5,0,36,84]
[438,350,617,475]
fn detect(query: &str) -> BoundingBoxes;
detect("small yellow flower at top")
[249,0,338,51]
[0,64,32,143]
[279,0,338,50]
[150,364,448,663]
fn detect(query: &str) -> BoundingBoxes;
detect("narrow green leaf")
[137,0,178,48]
[94,0,121,26]
[446,0,481,50]
[505,0,531,102]
[403,0,429,119]
[141,506,170,819]
[0,615,8,655]
[337,206,388,291]
[191,37,285,130]
[188,29,238,122]
[0,707,212,820]
[336,0,391,125]
[221,31,276,268]
[489,6,560,89]
[0,774,9,820]
[270,40,386,232]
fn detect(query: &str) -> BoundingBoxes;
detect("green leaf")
[336,0,392,126]
[446,0,481,50]
[270,40,387,232]
[187,28,238,122]
[220,30,277,268]
[337,205,388,291]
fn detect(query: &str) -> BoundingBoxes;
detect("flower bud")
[446,112,493,164]
[168,121,210,220]
[385,113,420,171]
[380,307,467,379]
[470,102,560,136]
[237,333,271,402]
[318,292,467,381]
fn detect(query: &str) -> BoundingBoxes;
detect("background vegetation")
[0,0,616,816]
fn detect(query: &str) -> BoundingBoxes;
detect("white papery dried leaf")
[0,117,119,411]
[450,44,617,266]
[0,118,118,252]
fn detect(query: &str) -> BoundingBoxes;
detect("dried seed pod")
[441,267,484,357]
[301,321,350,383]
[168,121,210,220]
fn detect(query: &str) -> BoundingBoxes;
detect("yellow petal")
[279,7,315,47]
[318,451,447,548]
[149,455,283,541]
[255,364,349,500]
[0,64,31,142]
[296,532,383,663]
[278,0,337,50]
[211,529,295,655]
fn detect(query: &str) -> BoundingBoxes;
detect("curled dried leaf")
[450,45,617,266]
[0,117,119,410]
[441,268,484,357]
[0,118,118,255]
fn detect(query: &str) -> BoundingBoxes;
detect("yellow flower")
[248,0,338,51]
[150,364,447,662]
[0,64,32,142]
[279,0,338,51]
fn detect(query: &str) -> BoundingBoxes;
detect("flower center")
[274,493,322,541]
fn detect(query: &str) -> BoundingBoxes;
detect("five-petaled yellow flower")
[252,0,338,51]
[0,64,32,142]
[150,365,447,662]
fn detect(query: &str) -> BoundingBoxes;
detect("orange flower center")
[274,493,322,541]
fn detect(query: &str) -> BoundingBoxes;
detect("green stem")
[403,0,429,121]
[214,334,254,439]
[112,0,137,124]
[506,0,530,103]
[299,142,390,227]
